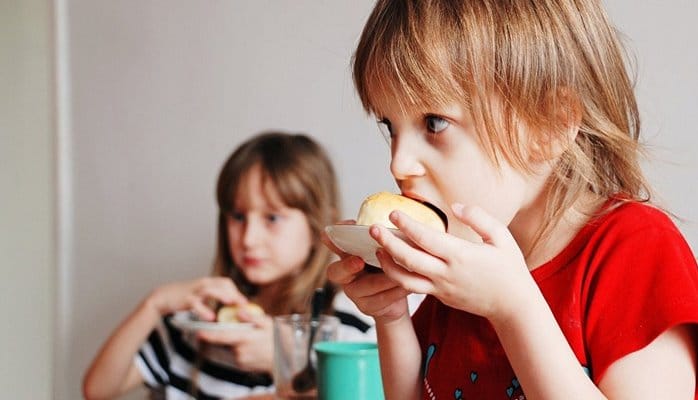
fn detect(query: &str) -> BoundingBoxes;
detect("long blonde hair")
[212,131,340,315]
[353,0,651,244]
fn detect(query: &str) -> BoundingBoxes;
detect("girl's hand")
[196,311,274,373]
[323,227,411,325]
[147,277,247,321]
[372,204,535,321]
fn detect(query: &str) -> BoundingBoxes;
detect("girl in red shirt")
[327,1,698,399]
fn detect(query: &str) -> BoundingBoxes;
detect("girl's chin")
[241,272,265,284]
[238,264,303,287]
[240,270,276,286]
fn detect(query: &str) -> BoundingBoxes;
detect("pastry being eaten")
[356,192,447,232]
[216,303,264,323]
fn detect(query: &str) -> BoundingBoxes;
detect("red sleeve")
[583,207,698,383]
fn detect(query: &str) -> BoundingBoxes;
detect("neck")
[510,189,603,270]
[253,281,282,312]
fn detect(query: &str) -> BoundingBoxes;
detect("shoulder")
[579,201,695,268]
[593,201,678,235]
[582,201,694,257]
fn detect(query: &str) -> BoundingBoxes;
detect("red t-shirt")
[413,201,698,399]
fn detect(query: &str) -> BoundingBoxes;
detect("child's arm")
[82,297,160,399]
[492,296,696,399]
[83,277,245,400]
[375,314,423,400]
[488,284,607,400]
[326,252,423,400]
[598,324,696,398]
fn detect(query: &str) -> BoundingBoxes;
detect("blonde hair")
[353,0,651,244]
[212,132,340,315]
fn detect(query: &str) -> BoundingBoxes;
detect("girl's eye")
[266,214,281,223]
[229,212,245,222]
[377,118,393,142]
[426,115,449,133]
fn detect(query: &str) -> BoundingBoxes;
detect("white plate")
[170,311,254,332]
[325,224,406,268]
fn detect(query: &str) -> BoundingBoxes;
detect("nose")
[390,134,426,181]
[241,217,263,247]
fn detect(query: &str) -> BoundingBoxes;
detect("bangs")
[359,47,466,118]
[219,143,312,214]
[352,0,580,123]
[218,161,251,214]
[264,167,309,212]
[220,161,309,216]
[353,1,478,117]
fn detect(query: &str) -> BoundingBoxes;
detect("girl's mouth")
[401,191,449,230]
[421,201,449,230]
[242,257,263,267]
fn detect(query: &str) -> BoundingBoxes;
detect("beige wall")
[605,1,698,238]
[60,2,387,399]
[1,1,696,399]
[0,0,54,399]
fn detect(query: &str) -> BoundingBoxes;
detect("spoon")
[291,287,325,393]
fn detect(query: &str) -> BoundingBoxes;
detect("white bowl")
[325,224,406,267]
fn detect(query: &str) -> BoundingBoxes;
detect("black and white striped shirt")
[135,292,378,400]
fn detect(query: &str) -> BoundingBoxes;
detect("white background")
[2,1,696,399]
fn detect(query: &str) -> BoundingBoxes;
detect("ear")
[528,87,581,163]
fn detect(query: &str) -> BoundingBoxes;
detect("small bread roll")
[216,303,264,323]
[356,192,446,232]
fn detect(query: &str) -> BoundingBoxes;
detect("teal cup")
[314,341,384,400]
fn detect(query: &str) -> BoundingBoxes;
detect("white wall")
[2,1,696,399]
[606,1,698,245]
[59,1,386,399]
[0,1,54,399]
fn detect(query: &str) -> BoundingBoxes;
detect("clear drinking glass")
[273,314,339,399]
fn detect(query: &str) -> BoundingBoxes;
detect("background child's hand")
[196,311,274,373]
[373,204,536,321]
[147,277,247,321]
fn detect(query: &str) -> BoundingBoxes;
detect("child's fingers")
[344,274,410,316]
[237,310,271,329]
[344,264,402,297]
[364,286,411,316]
[190,298,216,321]
[321,219,357,257]
[387,209,472,259]
[197,329,248,346]
[198,278,247,305]
[326,256,365,285]
[377,247,434,295]
[371,222,446,279]
[451,204,516,248]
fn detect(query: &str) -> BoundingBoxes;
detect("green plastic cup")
[314,341,384,400]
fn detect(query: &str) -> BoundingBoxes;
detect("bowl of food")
[325,192,446,267]
[171,302,264,332]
